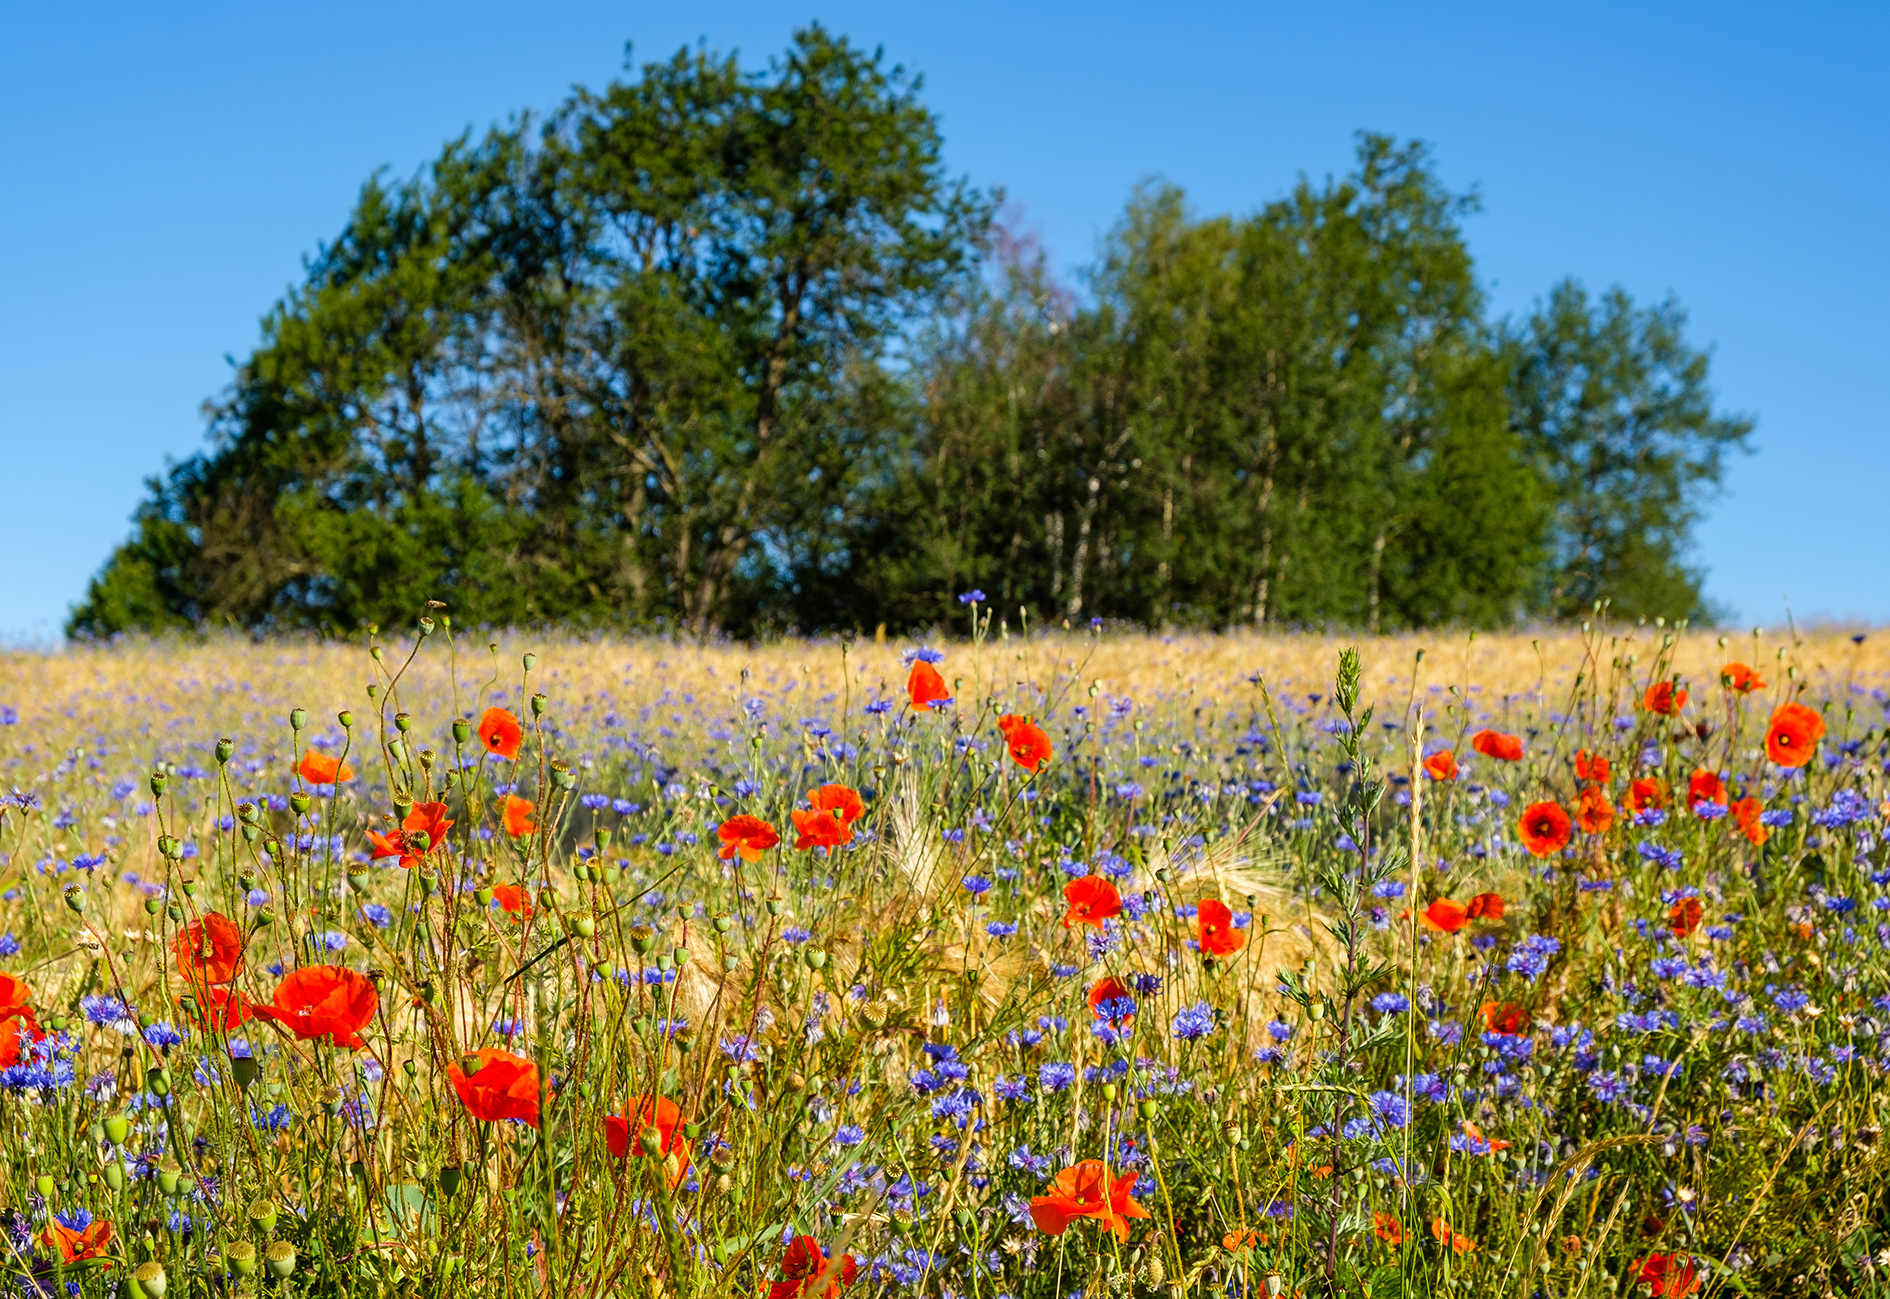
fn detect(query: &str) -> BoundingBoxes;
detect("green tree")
[1506,279,1754,620]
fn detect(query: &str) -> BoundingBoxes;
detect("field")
[1,619,1887,1297]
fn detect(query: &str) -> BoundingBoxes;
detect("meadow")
[1,615,1887,1297]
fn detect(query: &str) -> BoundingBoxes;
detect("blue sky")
[3,2,1884,641]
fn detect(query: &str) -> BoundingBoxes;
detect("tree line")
[70,27,1753,639]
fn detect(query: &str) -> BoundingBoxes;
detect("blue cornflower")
[1171,1002,1217,1042]
[958,590,986,604]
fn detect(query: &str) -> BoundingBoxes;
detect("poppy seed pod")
[104,1115,130,1144]
[289,792,311,816]
[133,1260,168,1298]
[394,712,412,733]
[248,1199,277,1231]
[149,772,167,798]
[62,883,85,914]
[226,1242,257,1276]
[338,710,353,729]
[289,709,307,731]
[236,801,258,824]
[264,1241,296,1279]
[418,616,435,637]
[452,718,471,743]
[531,691,548,718]
[437,1164,463,1197]
[233,1055,259,1089]
[215,737,233,765]
[522,652,538,672]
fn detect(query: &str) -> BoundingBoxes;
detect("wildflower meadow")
[1,615,1887,1297]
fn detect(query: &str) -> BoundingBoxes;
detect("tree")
[1506,280,1754,620]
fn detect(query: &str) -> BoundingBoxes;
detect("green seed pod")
[1138,1098,1160,1119]
[34,1175,55,1199]
[394,711,412,733]
[416,747,435,770]
[248,1199,278,1231]
[765,897,785,916]
[143,897,161,916]
[712,914,733,934]
[227,1241,258,1276]
[62,883,85,914]
[129,1260,167,1298]
[104,1115,130,1144]
[338,709,353,729]
[568,914,596,939]
[289,792,311,816]
[48,1015,66,1033]
[158,1160,180,1194]
[233,1056,259,1089]
[630,926,655,954]
[253,907,275,928]
[388,739,407,764]
[531,691,547,718]
[215,737,234,765]
[147,1067,172,1098]
[522,652,538,672]
[1101,1082,1118,1101]
[289,708,307,732]
[474,886,494,907]
[178,995,197,1017]
[150,772,167,799]
[595,827,613,851]
[236,801,258,824]
[241,824,260,843]
[417,616,435,638]
[264,1240,296,1279]
[803,950,828,971]
[673,947,691,967]
[164,903,182,922]
[452,718,471,744]
[102,1163,125,1192]
[460,1052,482,1076]
[402,1060,417,1078]
[437,1164,463,1198]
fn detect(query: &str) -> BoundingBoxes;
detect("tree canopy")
[70,28,1752,638]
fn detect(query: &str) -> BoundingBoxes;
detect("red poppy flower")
[1372,1213,1405,1245]
[1479,1001,1531,1035]
[1730,796,1768,846]
[1431,1217,1476,1256]
[1028,1161,1150,1241]
[1470,729,1523,761]
[0,1009,45,1068]
[1196,898,1246,956]
[173,911,244,987]
[1576,784,1615,835]
[1686,769,1727,809]
[1087,976,1135,1026]
[491,884,533,919]
[1625,778,1667,813]
[1460,1119,1510,1154]
[296,748,354,784]
[478,707,524,760]
[1420,899,1469,933]
[1668,898,1703,937]
[1630,1253,1701,1297]
[605,1094,691,1187]
[792,784,865,850]
[366,801,455,869]
[1765,702,1825,768]
[1465,892,1505,921]
[250,965,379,1049]
[449,1047,541,1127]
[502,795,537,838]
[42,1217,112,1264]
[1719,663,1765,693]
[1574,749,1610,783]
[998,714,1054,773]
[769,1233,861,1299]
[1643,682,1687,716]
[1063,876,1121,928]
[0,972,32,1022]
[183,987,253,1033]
[907,661,951,711]
[1421,750,1457,781]
[1518,802,1572,857]
[717,814,780,862]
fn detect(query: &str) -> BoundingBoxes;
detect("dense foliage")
[2,623,1888,1298]
[70,29,1751,639]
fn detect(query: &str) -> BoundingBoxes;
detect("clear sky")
[3,2,1884,642]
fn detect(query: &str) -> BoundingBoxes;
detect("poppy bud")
[264,1241,297,1280]
[104,1115,130,1144]
[216,737,234,765]
[233,1055,259,1089]
[290,709,307,731]
[437,1164,462,1197]
[227,1241,258,1276]
[338,710,353,729]
[63,883,85,913]
[132,1261,168,1299]
[452,718,471,743]
[290,792,311,816]
[33,1175,54,1200]
[523,652,538,672]
[531,692,548,718]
